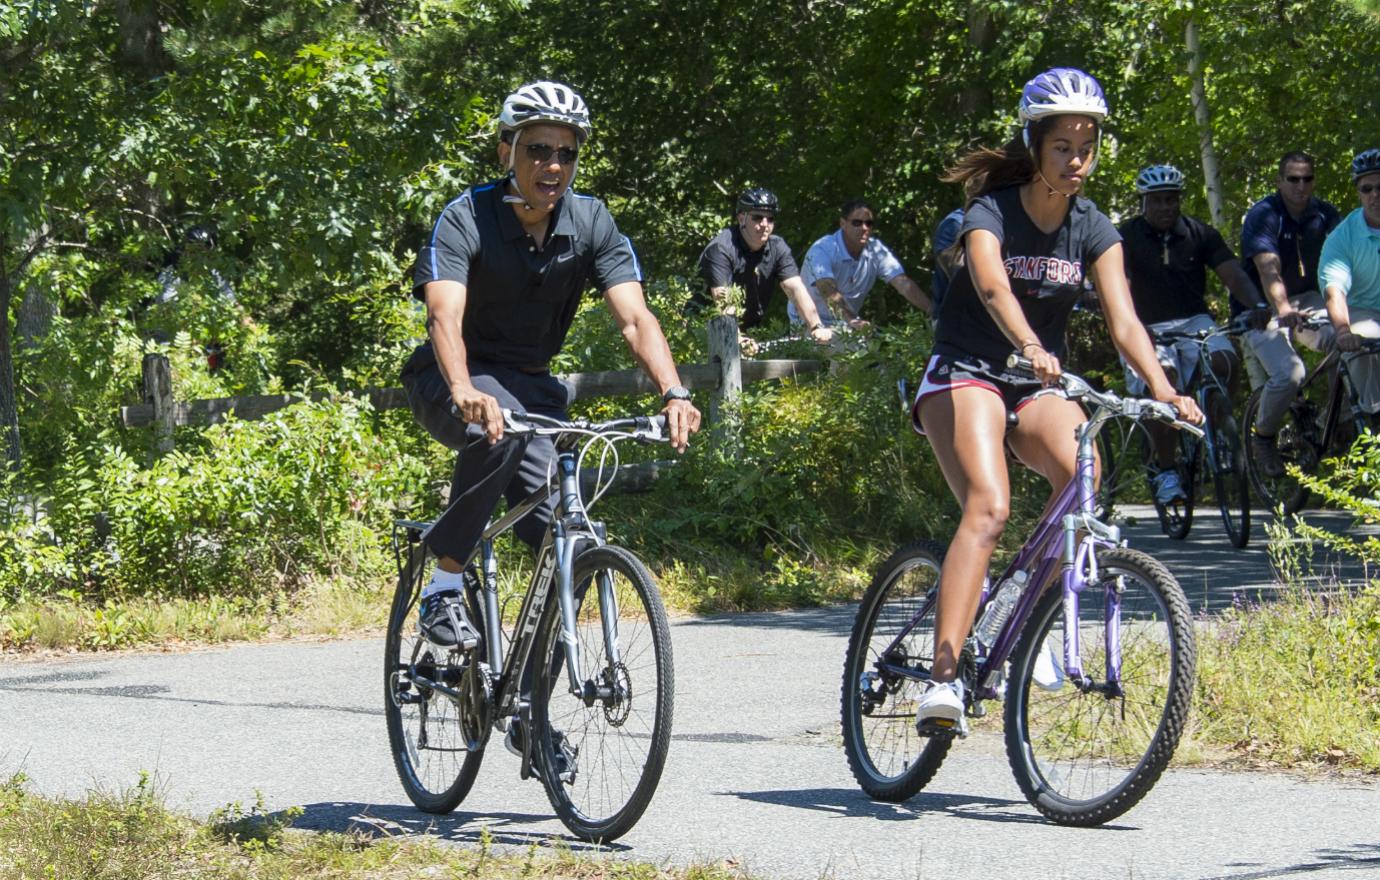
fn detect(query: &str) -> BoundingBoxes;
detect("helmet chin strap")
[1035,168,1077,199]
[502,128,533,208]
[501,127,578,211]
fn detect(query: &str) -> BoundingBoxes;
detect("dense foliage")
[3,0,1380,617]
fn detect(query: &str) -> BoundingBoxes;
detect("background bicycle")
[842,358,1199,826]
[386,410,674,842]
[1099,322,1252,546]
[1243,316,1380,513]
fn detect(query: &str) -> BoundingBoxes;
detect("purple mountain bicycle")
[842,356,1200,826]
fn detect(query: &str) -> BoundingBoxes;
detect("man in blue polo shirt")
[1237,150,1341,476]
[931,207,965,313]
[790,199,931,329]
[401,81,701,647]
[1318,148,1380,419]
[1119,164,1267,503]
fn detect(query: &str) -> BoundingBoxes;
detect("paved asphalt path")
[2,506,1377,880]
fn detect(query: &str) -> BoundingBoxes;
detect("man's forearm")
[621,313,682,392]
[893,276,932,315]
[785,279,827,328]
[1324,285,1352,331]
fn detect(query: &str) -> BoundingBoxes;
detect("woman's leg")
[1007,394,1089,499]
[917,386,1010,683]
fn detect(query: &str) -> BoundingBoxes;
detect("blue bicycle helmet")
[1351,148,1380,183]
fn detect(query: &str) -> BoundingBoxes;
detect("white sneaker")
[1031,638,1065,691]
[1152,469,1187,505]
[916,679,965,730]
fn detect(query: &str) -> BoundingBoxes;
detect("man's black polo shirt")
[1118,214,1235,325]
[412,178,642,367]
[695,226,800,328]
[1235,192,1341,317]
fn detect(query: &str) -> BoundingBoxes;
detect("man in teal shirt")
[1319,148,1380,416]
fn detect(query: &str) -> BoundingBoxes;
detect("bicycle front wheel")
[841,541,953,802]
[384,545,488,813]
[1206,390,1251,548]
[1004,547,1195,826]
[531,544,673,842]
[1152,433,1198,540]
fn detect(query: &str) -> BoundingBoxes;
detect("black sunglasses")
[1360,183,1380,195]
[524,143,579,165]
[1284,174,1315,184]
[849,218,876,228]
[748,212,776,223]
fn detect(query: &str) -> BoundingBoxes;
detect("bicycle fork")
[551,456,624,705]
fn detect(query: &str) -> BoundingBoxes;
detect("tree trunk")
[113,0,171,75]
[16,283,55,351]
[1186,17,1225,227]
[957,4,995,120]
[0,269,22,470]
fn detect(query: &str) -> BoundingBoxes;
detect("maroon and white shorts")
[910,353,1066,436]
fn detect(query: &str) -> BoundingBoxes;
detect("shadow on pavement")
[285,801,627,852]
[676,606,856,636]
[1203,841,1380,879]
[719,786,1135,829]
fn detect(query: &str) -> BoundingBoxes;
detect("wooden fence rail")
[120,315,825,458]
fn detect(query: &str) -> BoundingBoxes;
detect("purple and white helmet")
[1019,67,1108,149]
[499,80,592,143]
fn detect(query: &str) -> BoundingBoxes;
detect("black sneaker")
[1250,431,1286,479]
[417,590,479,648]
[504,718,573,779]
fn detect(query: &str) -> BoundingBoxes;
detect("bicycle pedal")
[916,716,969,739]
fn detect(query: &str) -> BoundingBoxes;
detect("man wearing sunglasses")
[1237,151,1342,477]
[401,80,701,652]
[694,188,833,351]
[1317,148,1380,420]
[792,199,930,330]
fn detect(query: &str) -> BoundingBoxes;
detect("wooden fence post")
[706,314,743,452]
[142,353,174,454]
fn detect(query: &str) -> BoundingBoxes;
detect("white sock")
[421,567,467,599]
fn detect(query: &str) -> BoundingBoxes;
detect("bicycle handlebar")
[500,409,669,443]
[1003,354,1204,437]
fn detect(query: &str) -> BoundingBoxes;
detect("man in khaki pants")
[1236,151,1341,477]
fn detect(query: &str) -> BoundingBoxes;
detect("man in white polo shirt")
[790,199,931,329]
[1318,147,1380,417]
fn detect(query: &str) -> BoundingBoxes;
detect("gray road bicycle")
[386,411,673,842]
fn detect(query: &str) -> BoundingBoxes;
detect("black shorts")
[910,353,1065,436]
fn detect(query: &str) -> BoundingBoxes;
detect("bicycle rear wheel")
[1206,390,1251,548]
[1152,433,1198,540]
[1004,547,1195,826]
[841,541,953,802]
[1242,388,1317,514]
[384,544,488,813]
[531,544,673,842]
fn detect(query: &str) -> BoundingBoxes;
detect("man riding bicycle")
[1237,151,1342,477]
[400,80,701,654]
[1317,148,1380,421]
[1118,164,1267,503]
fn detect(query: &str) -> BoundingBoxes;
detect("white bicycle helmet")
[1351,148,1380,183]
[499,80,592,143]
[1135,164,1185,194]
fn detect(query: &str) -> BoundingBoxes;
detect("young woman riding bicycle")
[913,68,1203,728]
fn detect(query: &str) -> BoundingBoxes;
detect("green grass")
[1191,578,1380,772]
[0,773,758,880]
